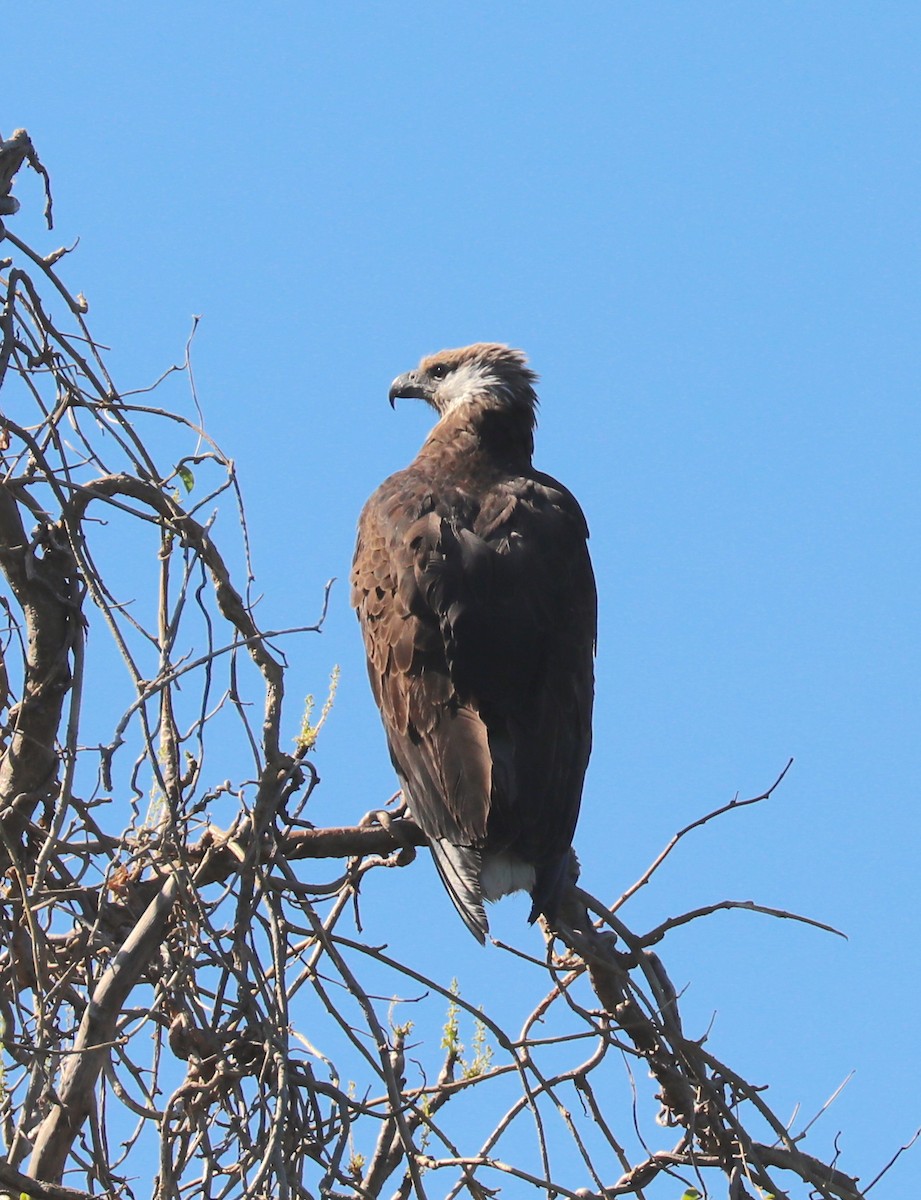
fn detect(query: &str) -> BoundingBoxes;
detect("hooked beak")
[388,370,431,408]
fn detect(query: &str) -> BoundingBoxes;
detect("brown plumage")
[351,344,596,942]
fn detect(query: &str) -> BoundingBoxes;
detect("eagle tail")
[429,839,488,945]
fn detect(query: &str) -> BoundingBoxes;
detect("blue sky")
[8,4,920,1195]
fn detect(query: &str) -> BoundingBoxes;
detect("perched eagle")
[351,344,596,943]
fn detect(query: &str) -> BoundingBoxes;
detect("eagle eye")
[430,363,449,380]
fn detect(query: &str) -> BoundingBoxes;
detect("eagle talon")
[359,807,395,830]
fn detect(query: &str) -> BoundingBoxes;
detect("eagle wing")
[351,464,596,940]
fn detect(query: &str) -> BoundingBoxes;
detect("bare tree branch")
[0,133,895,1200]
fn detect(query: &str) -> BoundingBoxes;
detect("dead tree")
[0,130,903,1200]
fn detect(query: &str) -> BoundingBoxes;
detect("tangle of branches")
[0,129,899,1200]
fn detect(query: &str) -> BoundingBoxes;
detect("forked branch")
[0,133,895,1200]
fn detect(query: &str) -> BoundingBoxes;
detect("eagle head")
[389,343,538,421]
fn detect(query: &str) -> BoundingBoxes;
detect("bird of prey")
[351,343,596,943]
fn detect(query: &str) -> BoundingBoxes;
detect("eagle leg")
[528,849,580,929]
